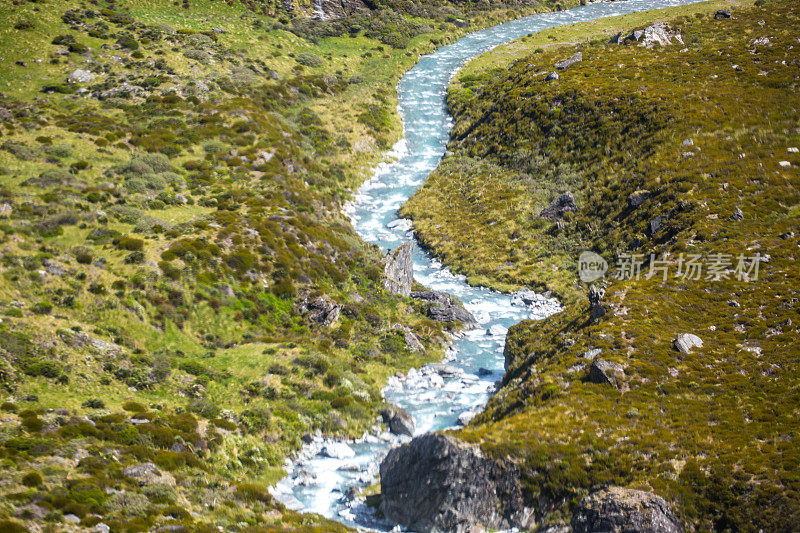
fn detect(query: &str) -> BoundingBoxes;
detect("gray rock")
[582,348,602,360]
[412,291,477,328]
[546,71,559,81]
[0,203,11,216]
[321,442,355,459]
[477,367,492,377]
[714,9,731,20]
[540,192,578,219]
[609,31,623,44]
[64,514,81,523]
[42,259,66,276]
[123,462,162,485]
[627,190,651,208]
[639,22,680,47]
[300,296,341,327]
[588,285,607,324]
[380,433,532,532]
[730,206,744,221]
[555,52,582,70]
[571,486,683,533]
[381,405,415,437]
[649,215,663,236]
[589,359,628,391]
[94,524,111,533]
[423,363,462,377]
[673,333,702,354]
[393,324,425,354]
[67,69,95,84]
[383,242,413,297]
[457,410,477,426]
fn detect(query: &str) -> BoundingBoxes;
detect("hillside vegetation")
[403,0,800,530]
[0,0,571,530]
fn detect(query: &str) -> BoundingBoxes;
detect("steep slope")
[401,0,800,530]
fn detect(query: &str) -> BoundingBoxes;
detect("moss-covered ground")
[403,0,800,530]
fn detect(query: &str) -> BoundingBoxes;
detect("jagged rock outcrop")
[383,242,414,297]
[411,291,478,328]
[380,433,532,532]
[540,192,578,219]
[571,487,684,533]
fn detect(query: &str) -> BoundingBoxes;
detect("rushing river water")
[272,0,705,528]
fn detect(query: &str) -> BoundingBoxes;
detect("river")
[272,0,705,529]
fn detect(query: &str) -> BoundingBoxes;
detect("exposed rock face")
[673,333,703,354]
[540,192,578,219]
[571,487,684,533]
[589,359,628,391]
[714,9,732,19]
[411,291,478,328]
[380,433,532,532]
[381,404,416,437]
[546,71,560,81]
[555,52,582,70]
[383,242,414,297]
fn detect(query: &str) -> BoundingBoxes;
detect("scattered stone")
[540,192,578,219]
[714,9,731,19]
[649,215,663,236]
[751,36,770,46]
[383,242,413,297]
[571,487,683,533]
[546,71,559,81]
[211,27,227,33]
[788,147,799,153]
[122,462,162,485]
[609,31,623,44]
[94,524,111,533]
[588,285,607,324]
[457,410,477,426]
[477,367,492,376]
[779,161,791,168]
[392,324,425,354]
[627,190,651,208]
[639,22,682,47]
[588,359,628,391]
[298,296,341,327]
[423,363,462,378]
[582,348,602,360]
[67,69,95,84]
[381,405,415,437]
[674,333,703,354]
[64,514,81,523]
[555,52,582,70]
[730,206,744,221]
[682,138,694,147]
[380,433,532,532]
[321,442,355,459]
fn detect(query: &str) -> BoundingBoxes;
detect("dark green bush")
[21,471,43,487]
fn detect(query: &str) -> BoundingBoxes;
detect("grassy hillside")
[403,0,800,530]
[0,0,575,530]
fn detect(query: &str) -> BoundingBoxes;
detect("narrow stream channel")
[272,0,705,528]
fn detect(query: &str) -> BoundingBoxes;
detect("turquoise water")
[273,0,706,528]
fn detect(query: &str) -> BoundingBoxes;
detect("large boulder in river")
[380,433,532,532]
[380,405,415,437]
[411,291,478,329]
[383,242,414,297]
[571,487,683,533]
